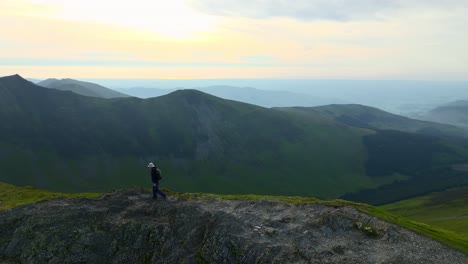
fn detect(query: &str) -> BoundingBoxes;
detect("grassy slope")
[0,182,100,210]
[1,75,467,202]
[280,105,468,204]
[1,182,466,254]
[365,206,468,254]
[0,75,401,198]
[380,187,468,236]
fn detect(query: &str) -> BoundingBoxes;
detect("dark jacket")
[151,167,160,184]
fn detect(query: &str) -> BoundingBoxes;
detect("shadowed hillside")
[0,75,372,197]
[1,74,467,203]
[278,105,468,204]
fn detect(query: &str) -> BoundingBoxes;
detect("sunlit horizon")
[1,0,467,80]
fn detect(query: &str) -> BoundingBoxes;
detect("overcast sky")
[0,0,467,79]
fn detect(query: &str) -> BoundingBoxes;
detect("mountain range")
[421,100,468,127]
[0,74,467,205]
[38,78,130,98]
[99,79,468,116]
[279,104,468,138]
[116,85,345,107]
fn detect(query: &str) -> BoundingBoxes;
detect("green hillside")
[0,182,100,210]
[1,74,467,202]
[381,187,468,236]
[340,130,468,204]
[279,105,468,204]
[0,75,377,198]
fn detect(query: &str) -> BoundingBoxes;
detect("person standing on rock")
[148,162,167,200]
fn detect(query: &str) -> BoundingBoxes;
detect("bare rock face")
[0,189,466,263]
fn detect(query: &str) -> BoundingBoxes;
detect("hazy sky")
[1,0,467,79]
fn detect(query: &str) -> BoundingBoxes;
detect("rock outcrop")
[0,189,466,263]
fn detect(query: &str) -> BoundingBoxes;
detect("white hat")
[147,162,155,168]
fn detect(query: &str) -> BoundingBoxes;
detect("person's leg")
[155,185,167,200]
[152,184,157,199]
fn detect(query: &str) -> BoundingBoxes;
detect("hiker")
[148,162,167,200]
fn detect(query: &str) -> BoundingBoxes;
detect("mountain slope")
[0,188,466,262]
[279,104,468,138]
[278,105,468,204]
[118,85,343,107]
[0,74,373,197]
[0,182,99,210]
[380,187,468,236]
[1,75,467,202]
[421,100,468,127]
[38,78,130,98]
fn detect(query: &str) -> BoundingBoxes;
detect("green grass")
[380,187,468,236]
[0,75,445,201]
[365,206,468,253]
[0,182,101,211]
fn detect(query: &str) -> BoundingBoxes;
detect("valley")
[1,74,467,204]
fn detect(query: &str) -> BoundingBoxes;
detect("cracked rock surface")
[0,189,466,263]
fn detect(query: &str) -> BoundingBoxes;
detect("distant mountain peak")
[0,74,36,87]
[1,74,26,81]
[170,88,206,96]
[37,78,130,98]
[162,89,220,100]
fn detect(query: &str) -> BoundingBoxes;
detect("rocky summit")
[0,189,466,264]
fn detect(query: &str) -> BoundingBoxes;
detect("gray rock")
[0,189,466,263]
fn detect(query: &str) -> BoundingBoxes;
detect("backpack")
[156,168,162,180]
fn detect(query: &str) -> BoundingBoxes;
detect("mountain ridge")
[1,74,467,204]
[37,77,130,98]
[421,100,468,127]
[117,85,345,107]
[0,75,371,197]
[279,104,468,138]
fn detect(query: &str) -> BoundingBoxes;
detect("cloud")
[0,57,278,67]
[190,0,468,21]
[1,0,467,79]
